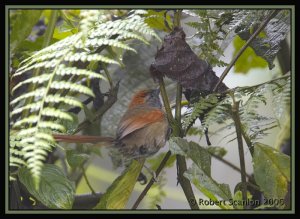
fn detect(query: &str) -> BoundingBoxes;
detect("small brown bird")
[53,89,170,161]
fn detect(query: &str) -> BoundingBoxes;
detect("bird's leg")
[143,164,158,182]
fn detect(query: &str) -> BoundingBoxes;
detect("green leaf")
[145,10,173,32]
[169,137,232,201]
[94,159,144,209]
[232,191,253,209]
[207,146,227,158]
[253,143,290,204]
[10,10,43,53]
[169,137,211,175]
[185,163,232,201]
[53,24,77,40]
[18,164,75,209]
[233,35,268,74]
[66,149,90,168]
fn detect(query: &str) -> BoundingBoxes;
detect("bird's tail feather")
[53,134,114,146]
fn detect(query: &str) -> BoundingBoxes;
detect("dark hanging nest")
[150,27,228,102]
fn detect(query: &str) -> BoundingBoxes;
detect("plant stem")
[73,81,119,134]
[42,10,59,48]
[230,93,248,208]
[158,77,174,123]
[81,167,96,195]
[210,154,252,179]
[102,63,113,88]
[175,85,199,210]
[213,10,280,92]
[132,151,172,209]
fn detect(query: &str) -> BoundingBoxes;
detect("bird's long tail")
[53,134,114,146]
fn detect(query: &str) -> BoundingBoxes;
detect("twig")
[213,10,280,92]
[158,77,174,123]
[175,85,199,210]
[230,93,248,208]
[81,167,96,195]
[210,154,252,179]
[102,63,113,88]
[73,82,119,134]
[132,151,172,209]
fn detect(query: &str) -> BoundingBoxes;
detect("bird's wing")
[117,107,165,139]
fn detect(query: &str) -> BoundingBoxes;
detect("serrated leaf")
[41,107,73,121]
[253,143,290,204]
[45,95,83,108]
[66,149,90,168]
[11,102,42,116]
[18,164,75,209]
[10,88,46,105]
[50,81,94,97]
[94,159,144,209]
[12,74,52,93]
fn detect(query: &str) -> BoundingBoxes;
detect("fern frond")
[10,9,160,187]
[182,94,220,129]
[202,96,231,129]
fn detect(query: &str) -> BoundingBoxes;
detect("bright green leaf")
[233,36,268,74]
[94,159,144,209]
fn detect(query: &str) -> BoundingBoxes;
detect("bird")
[53,88,170,162]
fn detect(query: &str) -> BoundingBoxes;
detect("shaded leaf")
[207,146,227,158]
[150,27,228,92]
[18,164,75,209]
[169,137,211,175]
[238,10,290,70]
[10,10,43,53]
[185,163,232,201]
[94,159,144,209]
[66,149,90,168]
[253,143,290,205]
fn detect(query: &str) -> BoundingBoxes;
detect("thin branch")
[210,153,252,179]
[132,151,172,209]
[213,10,280,92]
[158,77,174,123]
[230,93,248,208]
[102,63,113,88]
[81,167,96,195]
[73,81,119,134]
